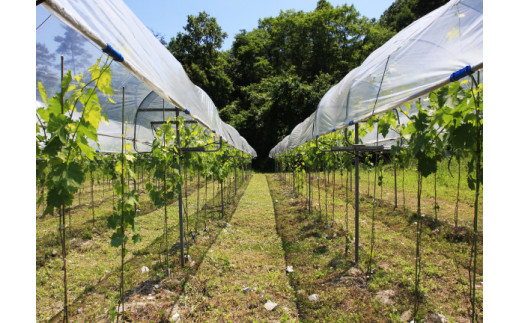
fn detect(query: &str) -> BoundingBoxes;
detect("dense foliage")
[165,0,452,169]
[379,0,449,32]
[167,0,403,169]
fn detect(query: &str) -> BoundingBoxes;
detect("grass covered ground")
[267,164,482,322]
[36,164,482,321]
[180,174,299,321]
[36,169,251,322]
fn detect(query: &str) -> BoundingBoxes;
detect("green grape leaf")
[132,234,141,244]
[61,71,73,94]
[417,152,437,178]
[38,82,48,106]
[110,230,125,247]
[77,142,94,160]
[451,123,475,150]
[107,213,119,229]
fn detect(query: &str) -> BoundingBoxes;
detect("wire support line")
[36,14,52,30]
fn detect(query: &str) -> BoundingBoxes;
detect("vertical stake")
[308,166,312,213]
[354,123,360,264]
[163,100,170,275]
[394,161,398,209]
[176,110,185,268]
[91,168,95,228]
[59,55,69,323]
[221,180,224,218]
[119,87,126,321]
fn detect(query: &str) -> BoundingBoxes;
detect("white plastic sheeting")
[40,0,256,157]
[269,0,482,158]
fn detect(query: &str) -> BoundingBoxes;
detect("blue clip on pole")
[103,44,124,63]
[450,65,472,82]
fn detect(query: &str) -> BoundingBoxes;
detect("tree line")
[166,0,448,170]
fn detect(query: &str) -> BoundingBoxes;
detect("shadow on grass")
[48,175,252,322]
[36,182,205,270]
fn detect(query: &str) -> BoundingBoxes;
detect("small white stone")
[286,265,294,273]
[400,309,412,322]
[376,290,396,305]
[264,300,278,311]
[308,294,319,302]
[425,312,448,323]
[171,313,180,321]
[141,266,149,273]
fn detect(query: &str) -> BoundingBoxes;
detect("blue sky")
[37,0,394,51]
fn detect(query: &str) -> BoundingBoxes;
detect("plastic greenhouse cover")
[270,0,482,158]
[38,0,256,157]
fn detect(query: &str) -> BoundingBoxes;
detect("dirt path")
[179,174,299,321]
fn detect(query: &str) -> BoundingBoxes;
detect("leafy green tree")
[150,29,167,46]
[168,11,233,108]
[162,1,398,169]
[380,0,449,32]
[229,1,391,85]
[223,1,393,168]
[222,71,333,169]
[227,28,273,89]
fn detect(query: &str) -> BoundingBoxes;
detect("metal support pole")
[221,180,224,218]
[176,110,185,268]
[162,101,171,274]
[394,161,398,209]
[355,123,360,264]
[119,87,126,320]
[59,55,69,323]
[308,167,312,213]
